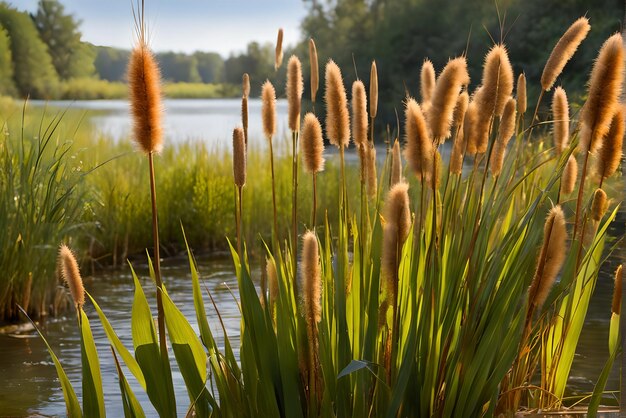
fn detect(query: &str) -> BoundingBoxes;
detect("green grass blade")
[111,346,146,418]
[79,309,105,417]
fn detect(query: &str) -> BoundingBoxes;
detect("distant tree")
[0,4,59,98]
[94,46,129,82]
[157,52,201,83]
[194,51,224,83]
[33,0,95,80]
[0,25,16,96]
[224,42,275,94]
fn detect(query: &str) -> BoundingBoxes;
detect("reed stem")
[292,131,299,293]
[237,185,243,258]
[312,173,317,229]
[269,137,279,242]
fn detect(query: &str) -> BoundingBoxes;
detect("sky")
[15,0,309,56]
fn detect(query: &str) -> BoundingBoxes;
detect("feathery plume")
[517,73,527,114]
[301,113,325,173]
[366,144,377,199]
[464,100,479,155]
[420,59,436,104]
[58,244,85,309]
[428,57,470,142]
[242,73,250,98]
[594,105,624,180]
[351,80,368,146]
[580,33,625,153]
[128,42,163,154]
[241,96,248,145]
[404,98,433,182]
[370,61,378,119]
[477,44,514,118]
[391,139,403,186]
[591,188,608,222]
[324,60,350,148]
[528,206,567,309]
[301,231,322,325]
[287,55,304,132]
[490,97,517,176]
[233,127,246,187]
[381,182,411,288]
[450,129,465,175]
[275,28,284,70]
[453,91,469,131]
[541,17,591,91]
[612,265,623,315]
[552,87,570,154]
[309,39,319,102]
[560,156,578,195]
[261,81,277,139]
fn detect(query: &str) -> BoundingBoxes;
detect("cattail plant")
[552,87,569,154]
[301,113,325,227]
[560,155,578,196]
[262,81,279,242]
[420,59,436,105]
[233,127,246,256]
[275,28,284,70]
[449,92,469,174]
[404,98,433,183]
[370,60,378,141]
[352,80,368,148]
[517,73,527,115]
[490,97,516,177]
[479,44,514,118]
[242,73,250,144]
[590,188,608,223]
[594,105,624,186]
[464,100,479,156]
[59,244,85,310]
[612,265,623,315]
[390,139,403,186]
[309,39,319,105]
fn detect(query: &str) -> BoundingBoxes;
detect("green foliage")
[158,52,202,83]
[94,46,130,82]
[194,51,224,83]
[0,25,16,96]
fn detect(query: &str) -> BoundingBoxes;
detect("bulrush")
[541,17,590,91]
[58,244,85,309]
[449,131,465,175]
[476,44,514,118]
[128,39,163,154]
[490,97,517,176]
[301,231,322,327]
[287,55,304,132]
[275,28,284,70]
[404,98,433,182]
[370,61,378,120]
[309,39,319,103]
[233,127,246,188]
[594,106,624,181]
[325,60,350,148]
[366,144,377,199]
[262,81,277,139]
[580,33,625,153]
[391,139,403,186]
[242,73,250,98]
[591,188,608,222]
[464,101,479,155]
[428,57,470,142]
[381,183,411,289]
[453,91,469,131]
[301,113,325,174]
[420,59,436,104]
[517,73,527,114]
[242,74,249,144]
[560,156,578,195]
[351,80,368,147]
[552,87,569,154]
[528,206,567,310]
[612,265,623,315]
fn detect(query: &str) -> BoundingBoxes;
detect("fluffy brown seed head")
[552,87,570,154]
[450,125,466,175]
[128,43,163,154]
[453,91,469,131]
[275,28,284,70]
[301,231,322,324]
[560,155,578,195]
[241,96,248,144]
[490,97,517,176]
[391,139,402,186]
[381,182,411,287]
[233,127,246,187]
[309,39,319,102]
[580,33,625,153]
[612,265,623,315]
[324,60,350,148]
[464,100,479,155]
[404,98,433,182]
[591,188,608,222]
[517,73,527,114]
[287,55,304,132]
[351,80,368,146]
[594,105,624,180]
[261,80,277,139]
[301,113,325,174]
[478,44,514,117]
[242,73,250,98]
[428,57,470,143]
[529,205,567,309]
[420,59,436,104]
[59,244,85,309]
[541,17,591,91]
[370,61,378,119]
[366,144,377,199]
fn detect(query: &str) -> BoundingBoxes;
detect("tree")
[157,52,201,83]
[0,4,59,98]
[194,51,224,83]
[0,24,16,96]
[94,46,129,82]
[33,0,95,80]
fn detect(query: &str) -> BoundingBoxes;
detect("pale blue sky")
[15,0,309,56]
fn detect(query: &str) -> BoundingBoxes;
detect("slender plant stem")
[237,186,243,258]
[572,149,590,244]
[269,137,279,243]
[292,131,299,294]
[312,173,317,229]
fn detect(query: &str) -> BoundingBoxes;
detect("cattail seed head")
[490,97,516,176]
[450,129,465,175]
[301,231,322,325]
[275,28,284,70]
[366,144,377,199]
[517,73,527,114]
[420,59,436,104]
[580,33,625,153]
[391,139,403,186]
[309,39,319,103]
[552,87,570,154]
[541,17,591,91]
[59,244,85,309]
[242,73,250,98]
[453,91,469,131]
[301,113,325,174]
[287,55,304,132]
[591,188,608,222]
[478,44,514,118]
[233,127,246,187]
[324,60,350,148]
[382,183,411,289]
[128,42,163,154]
[241,96,248,144]
[528,206,567,309]
[464,100,479,155]
[370,61,378,119]
[611,265,623,315]
[594,105,624,180]
[427,57,470,143]
[261,80,277,139]
[351,80,368,147]
[404,98,433,182]
[560,155,578,195]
